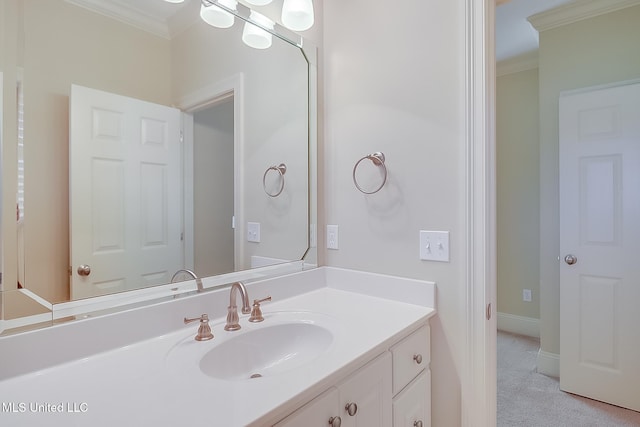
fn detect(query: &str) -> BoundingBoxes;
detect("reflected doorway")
[192,99,235,277]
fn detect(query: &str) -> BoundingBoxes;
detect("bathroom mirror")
[0,0,316,332]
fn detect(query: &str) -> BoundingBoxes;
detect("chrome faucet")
[171,269,203,292]
[224,281,251,331]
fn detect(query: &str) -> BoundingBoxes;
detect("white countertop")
[0,268,435,426]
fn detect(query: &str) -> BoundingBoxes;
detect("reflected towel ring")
[353,152,387,194]
[263,163,287,197]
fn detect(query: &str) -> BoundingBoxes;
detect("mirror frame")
[0,1,318,335]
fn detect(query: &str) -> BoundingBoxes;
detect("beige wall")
[21,0,172,303]
[538,5,640,356]
[496,68,540,320]
[1,0,21,295]
[323,1,465,425]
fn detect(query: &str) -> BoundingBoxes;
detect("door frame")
[463,0,497,426]
[177,73,245,271]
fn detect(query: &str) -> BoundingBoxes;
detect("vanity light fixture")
[281,0,314,31]
[242,11,274,49]
[195,0,306,49]
[164,0,185,3]
[200,0,238,29]
[244,0,273,5]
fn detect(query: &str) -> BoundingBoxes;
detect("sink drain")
[250,373,263,379]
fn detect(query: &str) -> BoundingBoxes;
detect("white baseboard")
[497,312,540,338]
[537,350,560,378]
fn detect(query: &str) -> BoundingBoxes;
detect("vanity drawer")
[393,370,431,427]
[391,325,430,395]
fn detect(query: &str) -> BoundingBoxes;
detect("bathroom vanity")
[0,267,435,426]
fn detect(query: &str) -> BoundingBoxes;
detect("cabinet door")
[274,388,341,427]
[393,370,430,427]
[338,352,392,427]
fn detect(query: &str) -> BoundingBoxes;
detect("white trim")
[177,74,246,270]
[537,350,560,377]
[528,0,640,32]
[560,77,640,97]
[463,0,497,426]
[497,312,540,338]
[496,50,538,77]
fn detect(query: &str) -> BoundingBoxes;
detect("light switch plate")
[419,230,450,262]
[247,222,261,243]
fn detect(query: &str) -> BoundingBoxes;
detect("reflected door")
[559,81,640,411]
[70,85,183,299]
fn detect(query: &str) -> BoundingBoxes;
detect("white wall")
[323,1,466,425]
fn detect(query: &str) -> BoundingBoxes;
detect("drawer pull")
[413,354,423,364]
[328,416,342,427]
[345,402,358,416]
[414,421,423,427]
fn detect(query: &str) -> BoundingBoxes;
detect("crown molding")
[497,50,538,76]
[65,0,171,39]
[528,0,640,32]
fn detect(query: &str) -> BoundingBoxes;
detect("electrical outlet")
[523,289,532,302]
[327,225,339,250]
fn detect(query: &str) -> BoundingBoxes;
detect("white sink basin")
[200,322,332,380]
[166,311,336,382]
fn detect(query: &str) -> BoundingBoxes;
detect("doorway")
[496,0,640,419]
[192,99,236,277]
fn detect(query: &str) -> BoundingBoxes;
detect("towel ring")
[353,152,387,194]
[263,163,287,197]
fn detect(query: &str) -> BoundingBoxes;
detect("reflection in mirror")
[0,0,316,333]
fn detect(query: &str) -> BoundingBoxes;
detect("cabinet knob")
[328,416,342,427]
[345,402,358,416]
[413,354,423,364]
[414,421,423,427]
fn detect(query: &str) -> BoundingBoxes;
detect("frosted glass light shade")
[244,0,273,5]
[200,0,237,29]
[164,0,185,3]
[281,0,314,31]
[242,12,274,49]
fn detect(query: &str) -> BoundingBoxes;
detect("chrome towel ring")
[263,163,287,197]
[353,152,387,194]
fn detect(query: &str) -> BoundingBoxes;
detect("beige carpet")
[497,330,640,427]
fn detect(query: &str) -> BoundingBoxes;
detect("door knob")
[328,416,342,427]
[77,265,91,276]
[345,402,358,416]
[564,254,577,265]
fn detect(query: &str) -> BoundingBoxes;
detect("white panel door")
[70,85,183,299]
[559,81,640,411]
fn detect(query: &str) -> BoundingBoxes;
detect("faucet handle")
[249,296,272,323]
[184,314,214,341]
